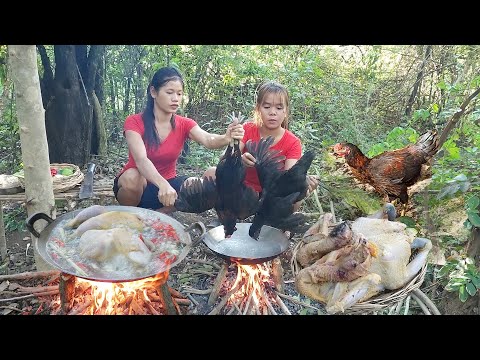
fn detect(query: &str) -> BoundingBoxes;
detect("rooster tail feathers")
[415,130,439,157]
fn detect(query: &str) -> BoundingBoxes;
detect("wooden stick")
[275,291,323,312]
[0,270,60,281]
[208,263,228,306]
[68,298,93,315]
[17,285,58,294]
[233,300,242,314]
[0,289,59,302]
[243,290,254,315]
[0,305,23,313]
[208,282,240,315]
[168,287,186,299]
[146,301,161,315]
[274,293,291,315]
[182,286,212,295]
[261,289,277,315]
[271,258,284,294]
[173,298,191,306]
[186,293,199,306]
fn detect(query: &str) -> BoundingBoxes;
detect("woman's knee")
[203,166,216,179]
[118,169,146,195]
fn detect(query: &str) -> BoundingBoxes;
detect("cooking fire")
[207,259,292,315]
[51,271,190,315]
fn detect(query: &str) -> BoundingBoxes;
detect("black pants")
[113,175,188,210]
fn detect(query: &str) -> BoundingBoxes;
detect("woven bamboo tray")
[291,239,428,315]
[14,163,84,193]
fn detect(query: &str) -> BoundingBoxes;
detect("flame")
[229,263,273,313]
[76,272,169,315]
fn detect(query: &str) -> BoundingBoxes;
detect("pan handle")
[26,212,55,238]
[184,221,207,247]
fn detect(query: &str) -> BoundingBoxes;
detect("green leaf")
[438,264,454,277]
[397,216,416,228]
[471,276,480,288]
[466,282,477,296]
[459,285,468,302]
[437,80,447,90]
[467,196,480,210]
[299,308,308,315]
[467,212,480,227]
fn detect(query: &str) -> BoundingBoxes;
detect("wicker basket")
[14,163,84,193]
[291,239,427,315]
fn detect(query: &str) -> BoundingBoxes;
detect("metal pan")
[201,223,289,265]
[26,205,204,283]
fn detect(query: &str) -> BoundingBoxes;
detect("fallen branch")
[186,293,199,306]
[274,293,291,315]
[182,286,212,295]
[0,305,23,313]
[17,285,58,294]
[208,263,228,306]
[0,289,59,302]
[0,270,60,281]
[275,291,323,312]
[208,282,241,315]
[173,298,191,306]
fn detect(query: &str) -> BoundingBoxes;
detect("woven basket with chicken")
[291,204,439,315]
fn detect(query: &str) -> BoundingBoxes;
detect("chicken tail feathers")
[174,177,217,213]
[414,130,439,158]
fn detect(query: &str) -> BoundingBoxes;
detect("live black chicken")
[175,136,285,238]
[245,137,316,240]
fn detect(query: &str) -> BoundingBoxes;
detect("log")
[208,263,228,306]
[271,258,284,294]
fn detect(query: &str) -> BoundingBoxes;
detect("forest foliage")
[1,45,479,302]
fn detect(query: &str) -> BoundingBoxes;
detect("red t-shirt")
[119,113,197,180]
[242,122,302,192]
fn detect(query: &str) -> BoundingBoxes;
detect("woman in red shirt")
[113,67,244,212]
[204,80,319,210]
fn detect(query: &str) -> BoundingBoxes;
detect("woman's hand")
[241,152,256,168]
[225,119,245,142]
[306,175,319,195]
[157,182,178,207]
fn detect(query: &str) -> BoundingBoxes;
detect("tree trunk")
[8,45,56,271]
[91,92,107,156]
[405,45,432,118]
[38,45,104,167]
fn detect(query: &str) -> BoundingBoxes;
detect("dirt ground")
[1,207,476,316]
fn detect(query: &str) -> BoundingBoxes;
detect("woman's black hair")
[143,66,184,150]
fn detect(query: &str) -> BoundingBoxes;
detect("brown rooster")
[332,130,439,215]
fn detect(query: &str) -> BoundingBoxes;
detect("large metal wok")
[200,223,290,265]
[26,205,205,283]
